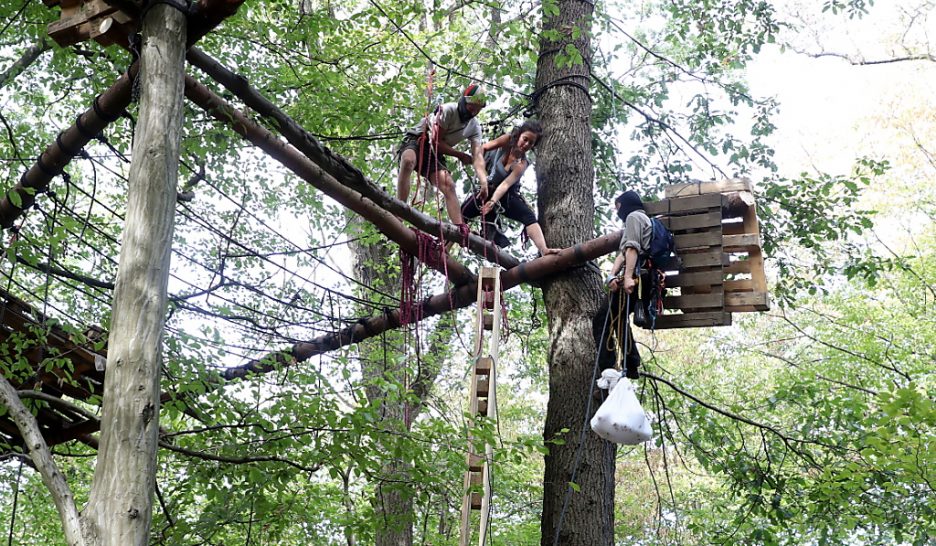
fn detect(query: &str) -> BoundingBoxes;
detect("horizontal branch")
[217,230,621,381]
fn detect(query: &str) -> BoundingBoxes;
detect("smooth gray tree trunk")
[80,5,186,545]
[535,0,617,544]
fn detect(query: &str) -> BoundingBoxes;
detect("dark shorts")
[398,134,449,178]
[460,190,537,227]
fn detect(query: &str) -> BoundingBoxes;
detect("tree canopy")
[0,0,932,544]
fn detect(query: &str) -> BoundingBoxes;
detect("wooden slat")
[675,230,723,249]
[725,260,752,275]
[644,193,723,215]
[680,250,726,269]
[725,292,770,312]
[723,233,761,252]
[475,356,492,375]
[664,292,724,310]
[660,211,723,232]
[664,178,752,198]
[724,279,754,292]
[654,312,732,329]
[666,269,724,288]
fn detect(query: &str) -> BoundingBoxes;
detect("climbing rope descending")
[552,300,614,546]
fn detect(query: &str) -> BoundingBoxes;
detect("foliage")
[0,0,932,544]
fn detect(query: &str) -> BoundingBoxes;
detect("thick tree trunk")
[535,1,616,544]
[350,222,415,546]
[80,5,186,545]
[349,219,452,546]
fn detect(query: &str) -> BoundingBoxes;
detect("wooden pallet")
[44,0,136,48]
[0,289,108,451]
[459,267,500,546]
[643,178,769,329]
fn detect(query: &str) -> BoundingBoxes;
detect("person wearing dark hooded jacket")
[592,191,651,380]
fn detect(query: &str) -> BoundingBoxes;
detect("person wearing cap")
[396,84,489,225]
[593,191,652,380]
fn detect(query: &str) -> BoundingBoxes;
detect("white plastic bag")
[590,376,652,445]
[596,368,621,391]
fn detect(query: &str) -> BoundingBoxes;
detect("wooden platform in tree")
[643,178,769,329]
[43,0,138,48]
[0,289,108,452]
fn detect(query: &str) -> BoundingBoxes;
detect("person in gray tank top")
[460,120,559,256]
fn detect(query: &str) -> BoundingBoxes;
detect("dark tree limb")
[0,36,52,90]
[217,229,620,380]
[0,0,249,234]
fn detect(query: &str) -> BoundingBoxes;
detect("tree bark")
[350,221,415,545]
[80,5,186,545]
[535,0,616,544]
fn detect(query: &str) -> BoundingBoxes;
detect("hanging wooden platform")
[0,289,108,452]
[43,0,138,48]
[643,178,769,329]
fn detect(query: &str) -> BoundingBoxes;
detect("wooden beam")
[643,193,722,215]
[664,177,752,198]
[664,292,724,310]
[653,312,732,329]
[723,233,761,252]
[665,269,724,288]
[182,74,477,287]
[725,292,769,312]
[680,249,727,269]
[217,230,624,381]
[659,211,723,232]
[675,230,723,249]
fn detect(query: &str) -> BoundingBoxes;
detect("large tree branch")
[0,379,84,546]
[181,73,476,286]
[0,0,253,235]
[216,230,620,381]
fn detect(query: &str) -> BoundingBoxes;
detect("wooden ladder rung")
[476,376,489,396]
[468,453,483,472]
[483,290,496,309]
[482,313,494,330]
[475,356,493,375]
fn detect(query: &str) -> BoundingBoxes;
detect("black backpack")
[645,218,679,271]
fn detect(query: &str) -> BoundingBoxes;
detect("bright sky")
[745,0,936,245]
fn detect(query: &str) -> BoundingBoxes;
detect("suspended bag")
[590,373,652,445]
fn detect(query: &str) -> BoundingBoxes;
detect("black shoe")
[481,221,510,248]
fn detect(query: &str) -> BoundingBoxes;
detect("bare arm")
[482,133,510,153]
[609,247,639,293]
[471,139,489,195]
[481,159,526,214]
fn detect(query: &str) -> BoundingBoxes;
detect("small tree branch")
[0,378,85,546]
[0,36,52,90]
